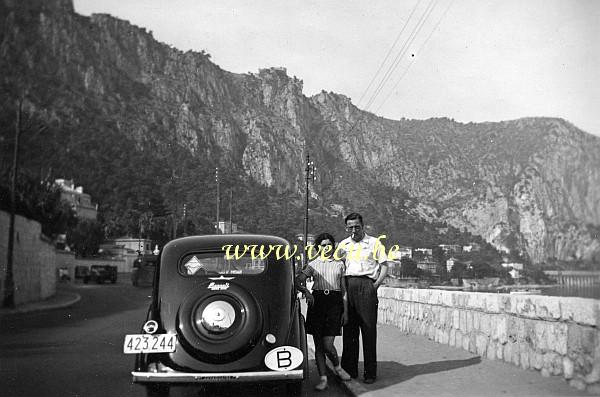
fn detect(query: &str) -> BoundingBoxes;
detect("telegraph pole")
[3,98,22,308]
[182,203,187,236]
[229,188,233,231]
[303,153,315,265]
[215,167,220,234]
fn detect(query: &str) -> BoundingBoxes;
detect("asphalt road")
[0,279,347,397]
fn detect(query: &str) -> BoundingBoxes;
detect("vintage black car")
[124,234,308,396]
[83,265,117,284]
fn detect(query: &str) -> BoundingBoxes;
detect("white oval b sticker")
[264,346,303,371]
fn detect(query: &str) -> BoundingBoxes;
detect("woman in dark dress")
[296,233,351,391]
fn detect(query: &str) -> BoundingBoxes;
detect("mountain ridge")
[1,0,599,265]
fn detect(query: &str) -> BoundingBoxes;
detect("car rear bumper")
[132,369,304,383]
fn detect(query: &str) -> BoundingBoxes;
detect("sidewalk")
[307,323,591,397]
[0,283,81,316]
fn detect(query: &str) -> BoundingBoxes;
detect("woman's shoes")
[335,366,351,381]
[314,376,328,391]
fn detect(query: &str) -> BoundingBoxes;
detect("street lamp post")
[3,98,22,308]
[215,167,220,234]
[182,203,187,236]
[303,153,316,265]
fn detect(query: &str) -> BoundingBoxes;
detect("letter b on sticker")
[264,346,303,371]
[277,350,292,368]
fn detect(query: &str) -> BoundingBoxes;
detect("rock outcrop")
[1,0,599,263]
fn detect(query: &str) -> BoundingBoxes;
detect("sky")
[73,0,600,137]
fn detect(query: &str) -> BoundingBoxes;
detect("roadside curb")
[0,291,81,316]
[307,337,368,396]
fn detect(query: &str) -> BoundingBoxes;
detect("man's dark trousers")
[341,276,378,379]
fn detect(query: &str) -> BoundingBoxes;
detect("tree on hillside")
[521,264,551,284]
[67,219,104,257]
[400,257,418,277]
[471,262,495,278]
[0,171,77,238]
[449,261,467,280]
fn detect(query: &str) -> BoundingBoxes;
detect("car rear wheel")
[146,383,169,397]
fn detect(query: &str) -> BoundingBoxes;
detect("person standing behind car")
[296,232,352,391]
[338,212,389,384]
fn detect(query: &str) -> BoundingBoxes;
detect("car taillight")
[196,300,236,333]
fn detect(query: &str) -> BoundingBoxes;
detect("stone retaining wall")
[0,211,56,305]
[378,287,600,394]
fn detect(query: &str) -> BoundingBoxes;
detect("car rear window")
[179,251,266,276]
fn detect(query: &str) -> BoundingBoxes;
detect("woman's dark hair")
[314,232,336,247]
[344,212,363,225]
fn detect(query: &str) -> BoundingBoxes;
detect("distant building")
[216,221,240,234]
[388,246,412,262]
[399,247,412,259]
[55,179,97,220]
[508,269,521,279]
[446,257,457,272]
[414,248,433,257]
[502,262,524,279]
[462,242,481,253]
[502,262,524,270]
[102,237,153,255]
[439,244,462,254]
[386,260,401,276]
[412,248,433,260]
[417,260,437,274]
[295,233,315,245]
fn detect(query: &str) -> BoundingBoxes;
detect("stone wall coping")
[75,257,126,263]
[378,287,599,327]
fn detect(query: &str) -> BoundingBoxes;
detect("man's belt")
[312,289,341,296]
[346,275,375,281]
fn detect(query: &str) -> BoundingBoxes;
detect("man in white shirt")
[338,212,389,384]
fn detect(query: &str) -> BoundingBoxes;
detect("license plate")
[123,334,176,354]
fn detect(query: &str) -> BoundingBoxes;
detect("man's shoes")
[314,376,328,391]
[334,366,351,381]
[363,377,376,384]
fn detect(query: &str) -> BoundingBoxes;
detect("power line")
[356,0,421,109]
[374,0,454,114]
[363,0,439,112]
[338,1,436,137]
[363,0,438,112]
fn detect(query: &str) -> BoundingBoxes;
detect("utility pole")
[3,98,22,308]
[303,153,315,265]
[229,188,233,232]
[215,167,220,234]
[182,203,187,236]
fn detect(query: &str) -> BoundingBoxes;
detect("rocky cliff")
[1,0,599,264]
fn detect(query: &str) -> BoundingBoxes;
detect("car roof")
[162,234,291,252]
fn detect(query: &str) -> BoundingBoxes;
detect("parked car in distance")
[74,265,89,281]
[124,234,308,397]
[83,265,118,284]
[131,254,159,287]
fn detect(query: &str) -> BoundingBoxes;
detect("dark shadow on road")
[0,282,152,333]
[356,356,482,392]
